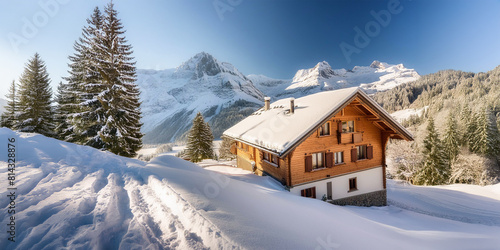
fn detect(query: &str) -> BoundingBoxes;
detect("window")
[319,122,330,136]
[263,152,270,161]
[334,151,344,164]
[311,152,324,170]
[271,154,279,165]
[301,187,316,198]
[357,145,367,160]
[263,152,279,167]
[349,177,357,192]
[342,120,355,133]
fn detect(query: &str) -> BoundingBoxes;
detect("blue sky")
[1,0,499,97]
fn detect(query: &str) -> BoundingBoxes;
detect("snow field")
[1,128,500,249]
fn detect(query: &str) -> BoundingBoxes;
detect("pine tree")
[219,136,236,160]
[459,104,472,145]
[473,108,500,156]
[95,2,143,157]
[186,112,214,162]
[414,117,449,185]
[443,112,460,162]
[1,80,17,129]
[64,4,142,156]
[16,53,55,137]
[465,112,480,153]
[64,7,106,147]
[54,81,75,139]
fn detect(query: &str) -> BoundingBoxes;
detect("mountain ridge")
[137,52,420,143]
[137,52,265,143]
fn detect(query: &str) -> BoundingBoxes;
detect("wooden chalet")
[223,87,413,206]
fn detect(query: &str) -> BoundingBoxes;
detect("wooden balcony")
[339,132,363,144]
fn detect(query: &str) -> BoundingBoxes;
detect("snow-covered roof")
[223,87,413,156]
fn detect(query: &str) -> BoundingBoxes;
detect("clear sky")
[1,0,499,97]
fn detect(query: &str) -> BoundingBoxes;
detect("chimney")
[264,97,271,111]
[290,98,295,114]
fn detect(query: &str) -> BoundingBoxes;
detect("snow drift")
[1,128,500,249]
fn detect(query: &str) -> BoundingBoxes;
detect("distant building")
[223,87,413,206]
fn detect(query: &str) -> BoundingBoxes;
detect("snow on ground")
[387,180,500,225]
[391,106,428,122]
[1,128,500,249]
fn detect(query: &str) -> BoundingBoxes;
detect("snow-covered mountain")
[246,74,291,98]
[250,60,420,99]
[137,53,419,144]
[137,52,264,143]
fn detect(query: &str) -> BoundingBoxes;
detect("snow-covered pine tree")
[473,108,500,156]
[186,112,214,162]
[414,117,449,185]
[443,111,460,162]
[219,136,236,160]
[460,104,473,145]
[1,80,17,129]
[95,2,143,157]
[64,7,106,147]
[204,121,215,159]
[465,112,480,153]
[54,82,76,140]
[15,53,55,137]
[486,109,500,157]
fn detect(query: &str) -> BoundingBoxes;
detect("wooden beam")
[372,121,386,131]
[352,105,368,115]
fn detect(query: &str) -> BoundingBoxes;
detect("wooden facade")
[233,99,389,187]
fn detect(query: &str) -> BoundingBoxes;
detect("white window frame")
[357,145,367,160]
[334,151,344,165]
[342,120,355,133]
[311,152,325,170]
[319,122,330,136]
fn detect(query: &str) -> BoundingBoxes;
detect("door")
[327,181,332,200]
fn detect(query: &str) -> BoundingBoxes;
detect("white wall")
[289,166,383,200]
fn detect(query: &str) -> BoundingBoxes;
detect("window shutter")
[301,189,305,197]
[367,145,373,159]
[337,122,342,144]
[305,155,313,172]
[351,148,357,162]
[312,187,316,199]
[259,150,263,160]
[325,152,334,168]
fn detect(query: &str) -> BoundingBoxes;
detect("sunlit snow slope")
[1,128,499,249]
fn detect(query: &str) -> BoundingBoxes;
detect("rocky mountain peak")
[176,52,224,79]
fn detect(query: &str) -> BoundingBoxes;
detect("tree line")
[1,2,142,157]
[381,67,500,185]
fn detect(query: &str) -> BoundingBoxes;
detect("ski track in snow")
[4,165,235,249]
[0,130,236,250]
